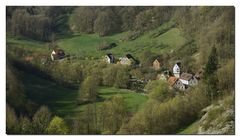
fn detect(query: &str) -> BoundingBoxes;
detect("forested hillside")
[6,6,235,135]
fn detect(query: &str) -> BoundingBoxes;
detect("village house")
[179,72,198,86]
[157,73,168,81]
[168,76,185,91]
[51,48,65,61]
[157,70,170,81]
[173,61,181,78]
[119,54,138,65]
[104,53,115,64]
[119,57,132,65]
[152,57,162,70]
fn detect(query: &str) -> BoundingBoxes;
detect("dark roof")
[125,54,139,64]
[106,53,113,57]
[180,73,193,81]
[53,48,65,54]
[106,53,115,62]
[155,57,162,63]
[126,54,134,59]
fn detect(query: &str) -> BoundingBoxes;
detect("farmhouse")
[153,57,162,70]
[173,61,181,78]
[119,57,132,65]
[51,48,65,61]
[104,53,115,64]
[179,72,198,86]
[168,76,185,91]
[157,70,170,81]
[119,54,139,65]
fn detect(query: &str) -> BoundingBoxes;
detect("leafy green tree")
[32,106,52,134]
[102,65,118,86]
[134,9,156,32]
[99,96,127,134]
[204,47,219,100]
[204,47,218,78]
[114,65,130,88]
[79,76,98,102]
[46,116,69,134]
[72,103,99,134]
[70,7,96,33]
[19,115,32,134]
[148,81,174,102]
[94,10,119,36]
[119,7,140,31]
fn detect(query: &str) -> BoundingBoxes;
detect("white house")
[119,57,132,65]
[104,53,115,64]
[179,73,198,86]
[173,63,181,78]
[51,48,65,61]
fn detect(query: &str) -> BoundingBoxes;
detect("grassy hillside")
[57,23,187,59]
[7,21,187,61]
[22,71,148,121]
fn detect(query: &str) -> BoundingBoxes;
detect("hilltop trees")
[70,7,96,33]
[10,8,52,41]
[7,6,72,41]
[94,10,119,36]
[175,7,234,65]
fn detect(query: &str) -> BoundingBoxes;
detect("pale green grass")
[178,120,199,134]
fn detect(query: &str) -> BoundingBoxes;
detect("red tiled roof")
[168,76,178,86]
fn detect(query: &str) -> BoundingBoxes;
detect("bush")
[148,80,174,102]
[46,116,69,134]
[6,104,18,134]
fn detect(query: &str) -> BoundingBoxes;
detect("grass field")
[7,36,47,53]
[57,22,187,58]
[22,71,148,121]
[177,120,199,134]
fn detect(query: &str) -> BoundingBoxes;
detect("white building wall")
[173,64,180,78]
[180,79,189,85]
